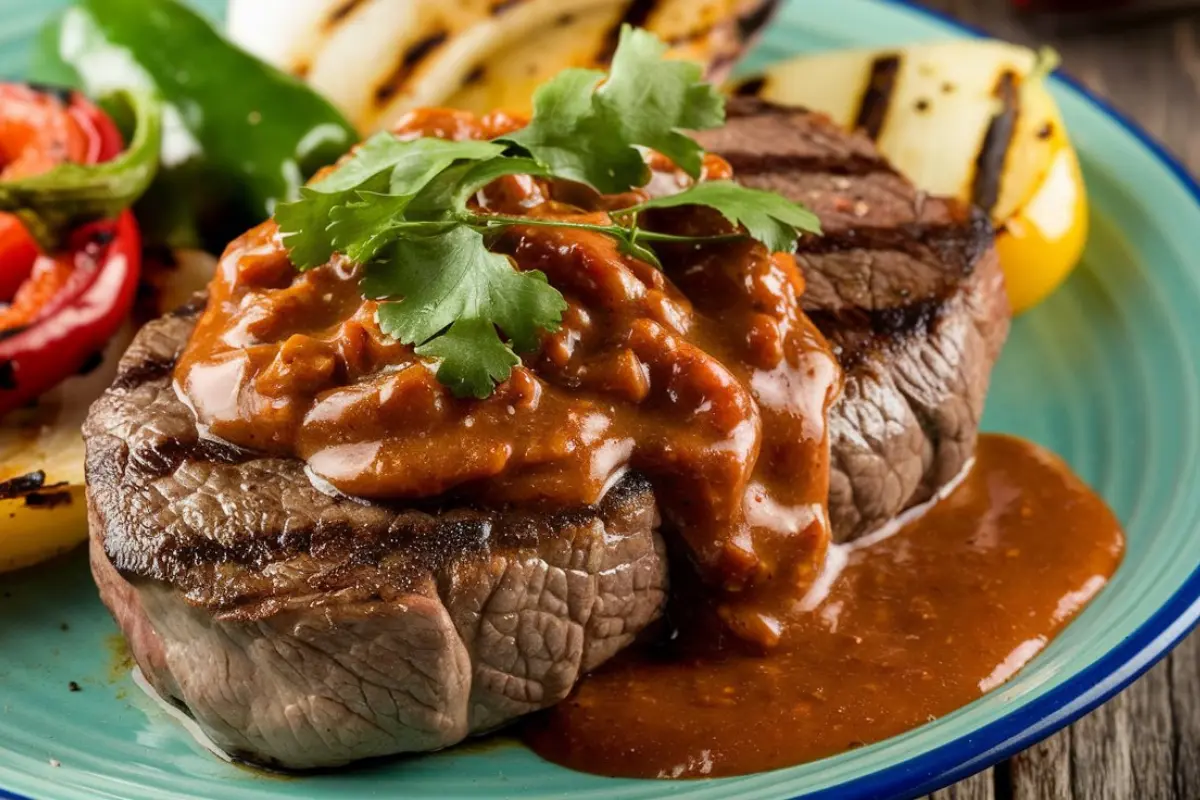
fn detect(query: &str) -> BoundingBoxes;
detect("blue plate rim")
[2,2,1199,800]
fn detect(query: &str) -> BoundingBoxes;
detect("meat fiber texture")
[85,307,666,768]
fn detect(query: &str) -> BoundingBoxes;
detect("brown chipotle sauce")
[524,434,1124,778]
[176,109,1125,779]
[176,109,840,648]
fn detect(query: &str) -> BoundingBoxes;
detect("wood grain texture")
[917,2,1200,798]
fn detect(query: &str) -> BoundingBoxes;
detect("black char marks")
[464,65,487,86]
[0,471,46,500]
[597,0,661,63]
[733,76,767,97]
[324,0,367,28]
[374,31,449,106]
[854,53,902,140]
[971,70,1021,215]
[737,0,781,42]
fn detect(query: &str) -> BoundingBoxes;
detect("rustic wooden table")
[919,2,1200,798]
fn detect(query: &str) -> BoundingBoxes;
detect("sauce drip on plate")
[174,109,841,647]
[523,434,1125,778]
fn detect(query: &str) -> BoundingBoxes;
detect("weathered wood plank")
[1126,660,1177,800]
[1069,689,1132,799]
[927,768,994,800]
[1009,731,1071,800]
[1169,633,1200,799]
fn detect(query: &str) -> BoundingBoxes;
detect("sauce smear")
[523,434,1124,778]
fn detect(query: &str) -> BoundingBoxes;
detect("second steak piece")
[697,98,1011,542]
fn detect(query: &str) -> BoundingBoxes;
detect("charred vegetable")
[0,82,155,572]
[0,84,154,416]
[32,0,358,251]
[228,0,779,132]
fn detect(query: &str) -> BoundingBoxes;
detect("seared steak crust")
[85,307,665,768]
[698,99,1010,541]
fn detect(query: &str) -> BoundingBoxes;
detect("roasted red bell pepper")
[0,211,141,416]
[0,83,160,417]
[0,83,126,307]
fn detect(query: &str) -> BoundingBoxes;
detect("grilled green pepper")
[31,0,357,251]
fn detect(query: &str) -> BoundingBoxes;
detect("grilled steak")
[84,100,1008,769]
[86,305,666,769]
[697,98,1010,542]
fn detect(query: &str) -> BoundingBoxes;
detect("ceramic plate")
[2,1,1199,798]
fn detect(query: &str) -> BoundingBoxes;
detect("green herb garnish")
[276,26,821,399]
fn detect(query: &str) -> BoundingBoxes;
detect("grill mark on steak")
[109,357,176,391]
[130,436,255,480]
[854,53,902,140]
[971,70,1021,214]
[793,215,993,263]
[718,151,894,178]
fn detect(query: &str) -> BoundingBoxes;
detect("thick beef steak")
[697,98,1010,542]
[85,100,1008,770]
[86,305,666,769]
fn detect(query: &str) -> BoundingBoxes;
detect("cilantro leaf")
[450,157,556,210]
[631,181,823,254]
[327,191,421,264]
[405,155,557,221]
[277,136,504,267]
[500,25,724,194]
[415,318,521,399]
[369,226,567,397]
[596,26,725,179]
[500,68,647,194]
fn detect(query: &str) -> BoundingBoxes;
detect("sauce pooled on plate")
[524,434,1124,778]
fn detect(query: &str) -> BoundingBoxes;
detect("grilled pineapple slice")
[0,326,130,572]
[732,41,1087,314]
[227,0,777,132]
[0,249,216,574]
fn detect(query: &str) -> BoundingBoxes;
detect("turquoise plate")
[2,1,1200,798]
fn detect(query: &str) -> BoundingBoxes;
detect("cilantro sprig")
[275,26,821,399]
